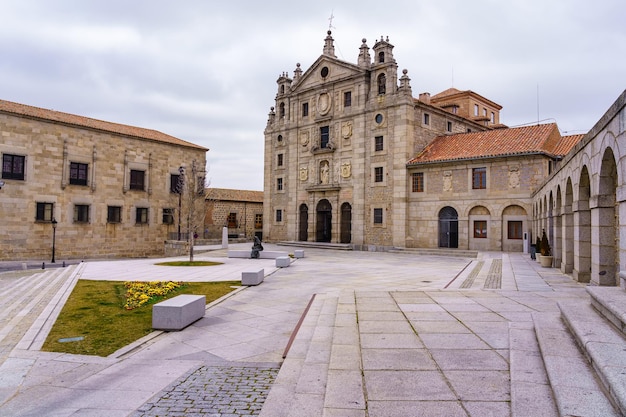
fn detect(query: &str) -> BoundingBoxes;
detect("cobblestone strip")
[484,259,502,289]
[460,261,484,289]
[132,364,279,417]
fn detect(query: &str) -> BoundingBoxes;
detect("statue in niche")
[320,161,330,184]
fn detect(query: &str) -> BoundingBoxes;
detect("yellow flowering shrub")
[123,281,183,310]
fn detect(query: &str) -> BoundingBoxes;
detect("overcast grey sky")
[1,0,624,190]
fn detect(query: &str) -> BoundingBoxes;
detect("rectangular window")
[2,154,25,180]
[227,212,237,228]
[255,214,263,229]
[136,207,149,224]
[374,167,384,183]
[474,104,479,116]
[277,177,283,191]
[275,209,283,222]
[491,112,495,123]
[130,170,145,191]
[163,208,174,224]
[373,208,383,224]
[36,202,53,222]
[412,172,424,192]
[472,167,487,189]
[320,126,330,148]
[423,113,430,125]
[107,206,122,223]
[277,153,284,167]
[483,108,488,116]
[344,91,352,107]
[508,221,523,240]
[374,136,384,152]
[69,162,88,186]
[73,204,90,223]
[196,176,205,195]
[170,174,181,193]
[302,102,309,117]
[446,121,452,132]
[473,220,487,238]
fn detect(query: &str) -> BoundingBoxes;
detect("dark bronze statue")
[251,236,264,259]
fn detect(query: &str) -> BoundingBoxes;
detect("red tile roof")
[408,123,581,165]
[0,99,208,151]
[553,134,585,156]
[205,188,263,203]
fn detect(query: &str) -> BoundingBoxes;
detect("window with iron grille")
[374,167,384,183]
[423,113,430,125]
[344,91,352,107]
[2,154,25,180]
[375,136,384,152]
[227,212,237,228]
[136,207,149,224]
[73,204,90,223]
[277,177,283,191]
[69,162,88,186]
[276,209,283,222]
[302,102,308,117]
[107,206,122,223]
[373,208,383,224]
[163,208,174,224]
[130,170,145,190]
[320,126,330,148]
[277,153,284,167]
[472,167,487,189]
[255,213,263,229]
[36,202,53,222]
[412,172,424,192]
[473,220,487,238]
[508,221,523,240]
[170,174,182,193]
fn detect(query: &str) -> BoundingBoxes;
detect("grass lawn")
[42,279,240,357]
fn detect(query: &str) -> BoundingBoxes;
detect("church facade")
[263,32,580,252]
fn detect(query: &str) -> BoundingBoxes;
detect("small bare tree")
[176,160,207,262]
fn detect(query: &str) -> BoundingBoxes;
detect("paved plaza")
[0,243,615,416]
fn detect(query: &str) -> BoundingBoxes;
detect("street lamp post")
[51,218,58,263]
[177,166,184,241]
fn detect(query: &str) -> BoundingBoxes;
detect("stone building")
[263,31,582,251]
[0,99,208,261]
[204,188,264,240]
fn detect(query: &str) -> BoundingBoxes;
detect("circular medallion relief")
[318,92,331,116]
[320,66,329,78]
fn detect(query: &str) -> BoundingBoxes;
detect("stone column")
[591,195,617,286]
[561,205,574,273]
[573,200,591,283]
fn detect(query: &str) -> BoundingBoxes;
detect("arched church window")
[280,85,285,94]
[378,52,385,63]
[377,73,386,95]
[279,102,285,118]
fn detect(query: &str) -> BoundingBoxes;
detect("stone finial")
[323,30,336,57]
[399,69,412,95]
[293,63,302,82]
[358,38,371,68]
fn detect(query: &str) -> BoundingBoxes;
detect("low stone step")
[389,247,479,258]
[508,322,558,417]
[586,286,626,337]
[277,241,352,250]
[559,300,626,416]
[532,312,619,417]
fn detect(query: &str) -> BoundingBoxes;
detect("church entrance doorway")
[316,199,332,242]
[439,206,459,248]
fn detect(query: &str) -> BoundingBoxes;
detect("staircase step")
[559,300,626,416]
[532,312,620,416]
[277,241,352,250]
[508,322,558,417]
[389,247,478,258]
[586,286,626,336]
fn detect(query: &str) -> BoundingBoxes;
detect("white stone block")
[242,269,264,286]
[294,250,305,258]
[276,256,290,267]
[152,294,206,331]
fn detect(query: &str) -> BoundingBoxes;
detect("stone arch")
[377,73,386,95]
[468,205,490,251]
[595,147,618,285]
[438,206,458,248]
[574,165,592,283]
[562,177,574,273]
[502,204,528,252]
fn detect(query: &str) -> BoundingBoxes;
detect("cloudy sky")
[1,0,624,191]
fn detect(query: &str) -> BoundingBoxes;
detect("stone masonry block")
[152,294,206,331]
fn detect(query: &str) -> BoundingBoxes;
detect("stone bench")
[242,269,264,286]
[228,250,289,259]
[152,294,206,331]
[276,256,290,267]
[294,250,305,258]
